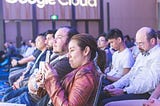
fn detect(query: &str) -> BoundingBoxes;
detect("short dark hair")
[39,32,46,37]
[107,28,124,41]
[146,28,157,41]
[44,29,57,38]
[156,30,160,40]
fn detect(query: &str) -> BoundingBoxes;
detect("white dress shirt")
[113,45,160,94]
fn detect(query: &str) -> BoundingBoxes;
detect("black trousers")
[98,92,150,106]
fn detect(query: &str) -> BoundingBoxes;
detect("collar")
[142,45,159,56]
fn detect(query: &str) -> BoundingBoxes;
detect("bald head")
[136,27,157,52]
[136,27,156,41]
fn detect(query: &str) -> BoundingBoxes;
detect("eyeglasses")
[135,42,145,47]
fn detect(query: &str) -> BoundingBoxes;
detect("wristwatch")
[123,89,127,94]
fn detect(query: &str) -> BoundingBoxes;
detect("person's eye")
[70,49,75,52]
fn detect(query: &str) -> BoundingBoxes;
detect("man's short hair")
[107,28,124,41]
[44,29,57,38]
[156,31,160,40]
[146,28,157,41]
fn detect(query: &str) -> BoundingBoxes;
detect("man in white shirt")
[98,28,134,105]
[105,28,134,82]
[99,27,160,105]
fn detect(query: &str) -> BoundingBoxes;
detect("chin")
[70,64,77,69]
[71,65,75,68]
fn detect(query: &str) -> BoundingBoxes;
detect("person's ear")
[150,38,156,45]
[117,37,122,43]
[83,46,90,56]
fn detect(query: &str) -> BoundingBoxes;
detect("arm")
[124,57,160,94]
[11,55,35,67]
[12,49,41,67]
[17,55,35,65]
[107,68,130,82]
[149,83,160,99]
[143,84,160,106]
[112,71,131,88]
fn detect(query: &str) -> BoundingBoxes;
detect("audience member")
[44,29,57,51]
[21,39,36,58]
[156,30,160,45]
[97,33,112,71]
[4,42,18,58]
[19,41,29,57]
[0,51,5,63]
[124,35,135,48]
[104,28,134,82]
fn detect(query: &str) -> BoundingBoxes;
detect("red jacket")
[45,61,100,106]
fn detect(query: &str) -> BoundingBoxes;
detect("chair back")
[93,74,105,106]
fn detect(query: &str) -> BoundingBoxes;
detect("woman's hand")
[43,63,58,79]
[36,71,45,88]
[36,63,58,87]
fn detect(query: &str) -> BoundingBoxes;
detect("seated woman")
[105,83,160,106]
[36,33,106,105]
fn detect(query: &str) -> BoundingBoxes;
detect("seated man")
[103,28,134,84]
[99,27,160,105]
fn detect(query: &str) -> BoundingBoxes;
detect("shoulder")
[150,46,160,58]
[33,49,41,56]
[121,48,133,58]
[123,48,132,54]
[54,57,71,68]
[53,57,73,74]
[76,62,97,77]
